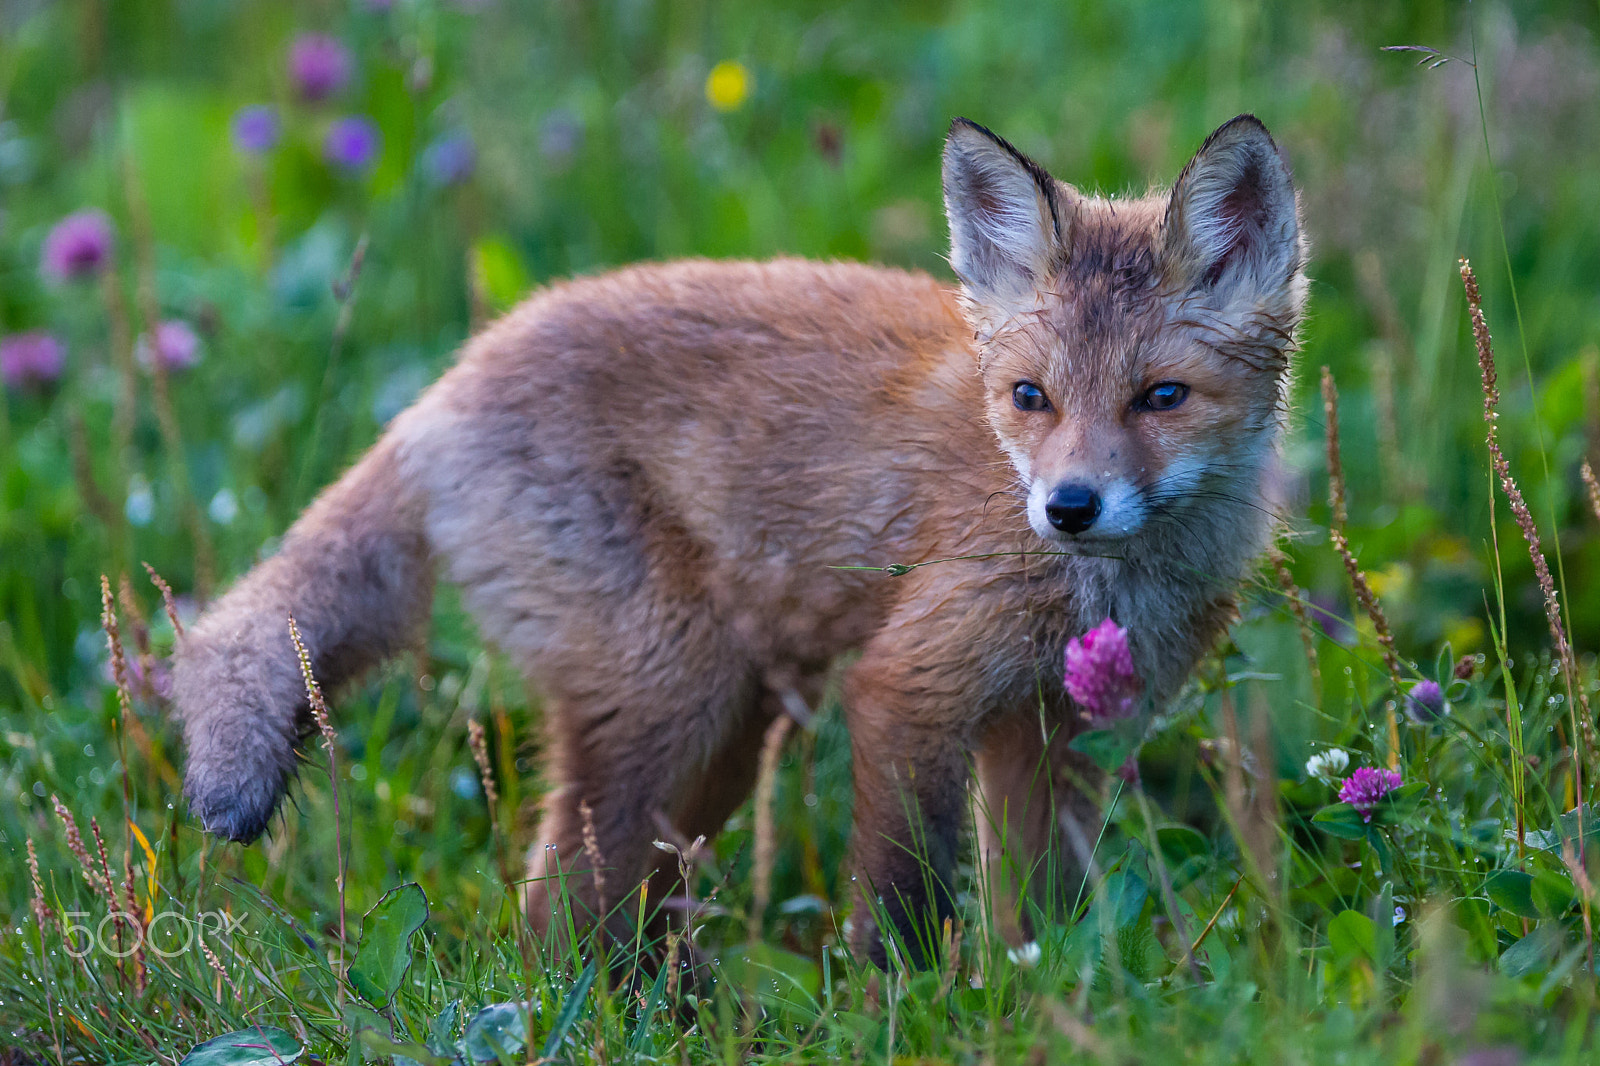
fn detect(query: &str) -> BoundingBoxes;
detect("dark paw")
[185,768,288,843]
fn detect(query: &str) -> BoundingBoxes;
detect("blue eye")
[1141,382,1190,411]
[1013,381,1051,412]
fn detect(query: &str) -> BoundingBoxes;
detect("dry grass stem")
[121,864,148,992]
[749,714,794,943]
[26,836,64,1062]
[100,575,132,715]
[1321,366,1349,529]
[116,572,149,644]
[89,818,117,915]
[1269,548,1321,692]
[288,614,347,982]
[655,833,707,1002]
[1321,368,1404,704]
[1190,873,1246,956]
[143,562,184,637]
[579,799,608,918]
[28,838,53,928]
[468,718,499,812]
[88,815,142,982]
[200,940,243,1002]
[116,574,159,706]
[1461,260,1592,735]
[52,796,108,899]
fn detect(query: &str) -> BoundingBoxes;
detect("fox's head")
[942,115,1307,555]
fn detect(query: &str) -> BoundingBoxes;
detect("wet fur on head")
[939,114,1308,703]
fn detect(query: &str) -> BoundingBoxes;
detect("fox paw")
[184,765,291,843]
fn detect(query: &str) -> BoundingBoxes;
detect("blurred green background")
[2,0,1599,973]
[4,2,1600,1060]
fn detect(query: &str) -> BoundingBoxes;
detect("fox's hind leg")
[521,622,763,952]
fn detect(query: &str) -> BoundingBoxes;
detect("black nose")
[1045,484,1102,533]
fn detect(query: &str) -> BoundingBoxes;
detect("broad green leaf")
[1066,729,1136,773]
[1522,805,1600,854]
[349,882,429,1006]
[1499,924,1565,979]
[1369,782,1428,824]
[1530,868,1577,918]
[719,943,822,1013]
[1486,868,1574,919]
[1312,803,1369,840]
[1156,824,1209,862]
[460,1001,533,1063]
[1327,910,1378,965]
[344,1003,391,1065]
[180,1027,302,1066]
[1434,643,1455,686]
[1485,871,1538,919]
[1157,825,1211,890]
[1168,854,1211,892]
[1102,855,1150,931]
[1450,897,1498,961]
[354,1029,451,1066]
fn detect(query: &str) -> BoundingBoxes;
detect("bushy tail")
[172,436,433,842]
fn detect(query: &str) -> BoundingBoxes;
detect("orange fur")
[170,115,1307,967]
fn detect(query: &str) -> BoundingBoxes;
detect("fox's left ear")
[1164,115,1304,301]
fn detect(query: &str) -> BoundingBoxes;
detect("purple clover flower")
[1406,679,1447,723]
[136,320,202,373]
[41,210,114,282]
[288,33,353,102]
[324,116,381,174]
[1338,767,1403,822]
[232,105,281,154]
[421,130,476,187]
[1064,618,1141,723]
[1,331,66,390]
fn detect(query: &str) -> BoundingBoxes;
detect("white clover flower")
[1006,941,1042,969]
[1305,748,1350,785]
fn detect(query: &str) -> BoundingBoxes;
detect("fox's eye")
[1140,381,1190,411]
[1012,381,1052,412]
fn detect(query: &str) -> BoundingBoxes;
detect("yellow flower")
[705,60,751,112]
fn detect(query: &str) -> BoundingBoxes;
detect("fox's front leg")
[847,697,968,967]
[844,593,1021,969]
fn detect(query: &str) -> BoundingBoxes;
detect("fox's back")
[392,258,1015,671]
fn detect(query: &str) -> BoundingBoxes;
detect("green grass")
[5,0,1600,1062]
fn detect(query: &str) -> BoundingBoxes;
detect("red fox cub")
[172,114,1306,966]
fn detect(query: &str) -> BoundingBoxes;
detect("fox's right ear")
[942,119,1068,310]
